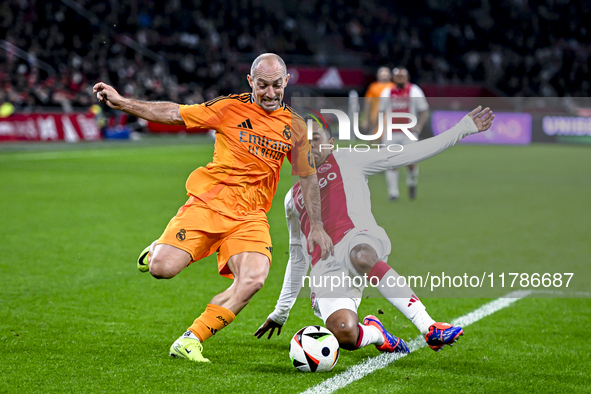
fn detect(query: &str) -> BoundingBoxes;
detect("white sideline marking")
[300,290,532,394]
[529,289,590,297]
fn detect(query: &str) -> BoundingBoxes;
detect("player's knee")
[327,319,358,350]
[241,270,268,293]
[149,256,178,279]
[148,245,191,279]
[249,276,266,293]
[229,253,270,293]
[349,244,379,275]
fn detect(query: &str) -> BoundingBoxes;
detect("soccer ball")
[289,326,340,372]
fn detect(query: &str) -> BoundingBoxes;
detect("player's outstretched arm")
[93,82,185,125]
[254,318,283,339]
[359,106,495,176]
[299,174,334,260]
[468,105,495,132]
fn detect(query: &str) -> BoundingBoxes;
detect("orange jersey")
[365,81,394,98]
[365,81,394,124]
[179,93,315,217]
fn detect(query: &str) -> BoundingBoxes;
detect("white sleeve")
[267,190,310,325]
[284,188,302,246]
[358,114,479,176]
[267,244,310,325]
[411,84,429,113]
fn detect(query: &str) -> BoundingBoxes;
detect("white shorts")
[310,226,391,322]
[315,298,360,324]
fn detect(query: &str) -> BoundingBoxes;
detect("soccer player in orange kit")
[361,66,394,135]
[93,53,333,362]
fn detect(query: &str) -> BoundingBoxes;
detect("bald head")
[247,53,290,112]
[250,53,287,78]
[376,67,391,83]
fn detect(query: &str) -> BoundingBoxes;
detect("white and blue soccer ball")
[289,326,340,372]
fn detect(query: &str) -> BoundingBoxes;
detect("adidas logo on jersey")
[237,119,253,129]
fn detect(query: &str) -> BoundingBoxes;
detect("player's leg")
[384,133,408,201]
[385,169,400,200]
[349,242,433,331]
[138,197,214,278]
[404,132,419,200]
[210,251,270,314]
[324,307,359,350]
[206,216,273,314]
[177,253,269,354]
[312,252,407,353]
[149,244,191,279]
[321,301,408,353]
[171,252,270,362]
[311,261,389,351]
[136,241,155,272]
[137,241,191,279]
[172,217,273,362]
[406,164,419,200]
[349,242,463,350]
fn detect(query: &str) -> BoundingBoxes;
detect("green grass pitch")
[1,137,590,393]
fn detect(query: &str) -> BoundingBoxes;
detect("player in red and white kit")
[255,107,494,354]
[380,67,430,200]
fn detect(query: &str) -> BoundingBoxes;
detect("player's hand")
[308,225,334,260]
[468,106,495,132]
[254,318,283,339]
[93,82,125,110]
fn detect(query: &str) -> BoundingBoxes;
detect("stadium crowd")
[1,0,590,112]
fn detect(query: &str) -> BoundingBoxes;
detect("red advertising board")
[147,121,191,133]
[0,113,101,142]
[287,66,366,89]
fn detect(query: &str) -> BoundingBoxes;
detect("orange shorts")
[157,196,273,279]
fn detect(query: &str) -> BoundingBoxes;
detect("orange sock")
[188,304,236,343]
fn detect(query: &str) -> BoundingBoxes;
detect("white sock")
[182,330,200,341]
[385,169,399,198]
[406,166,419,187]
[369,261,436,335]
[410,309,436,336]
[356,323,384,349]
